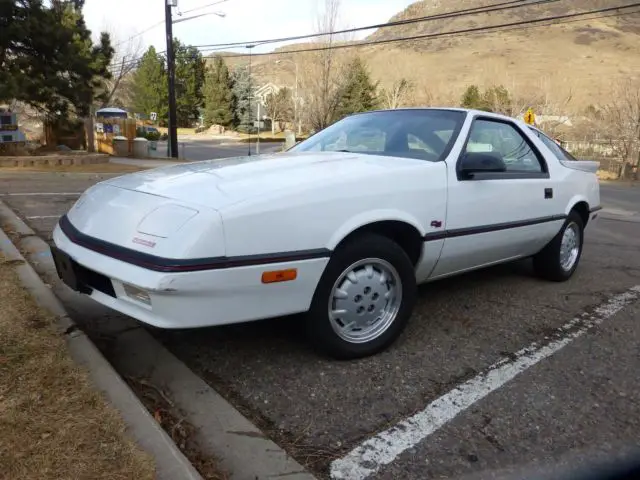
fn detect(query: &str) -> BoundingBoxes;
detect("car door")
[430,115,564,279]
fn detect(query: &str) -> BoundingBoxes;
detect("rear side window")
[530,128,577,161]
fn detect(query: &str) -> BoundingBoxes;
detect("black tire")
[306,233,417,359]
[533,210,584,282]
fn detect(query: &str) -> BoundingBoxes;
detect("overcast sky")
[83,0,416,56]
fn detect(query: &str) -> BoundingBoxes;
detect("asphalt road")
[1,173,639,479]
[151,138,283,161]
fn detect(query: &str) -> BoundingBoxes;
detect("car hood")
[103,151,417,210]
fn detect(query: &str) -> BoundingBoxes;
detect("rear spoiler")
[560,160,599,174]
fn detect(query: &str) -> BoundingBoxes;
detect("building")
[0,108,26,144]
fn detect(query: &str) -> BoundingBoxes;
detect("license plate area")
[50,246,115,297]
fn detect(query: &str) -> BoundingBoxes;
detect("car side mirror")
[460,152,507,178]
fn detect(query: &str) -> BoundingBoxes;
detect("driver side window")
[466,120,544,173]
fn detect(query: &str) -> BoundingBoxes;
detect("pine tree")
[174,39,205,128]
[231,66,255,129]
[336,57,379,119]
[0,0,114,117]
[460,85,485,110]
[131,46,168,124]
[203,56,234,127]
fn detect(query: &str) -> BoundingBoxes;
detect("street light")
[173,11,226,24]
[275,59,301,136]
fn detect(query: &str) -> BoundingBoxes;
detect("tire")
[306,233,417,359]
[533,210,584,282]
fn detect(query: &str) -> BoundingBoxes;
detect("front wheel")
[306,234,417,359]
[533,211,584,281]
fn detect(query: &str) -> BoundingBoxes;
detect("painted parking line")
[26,215,62,220]
[330,286,640,480]
[0,192,82,196]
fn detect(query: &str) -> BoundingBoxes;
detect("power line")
[193,0,561,49]
[212,2,640,58]
[176,0,228,16]
[111,0,229,49]
[108,0,557,69]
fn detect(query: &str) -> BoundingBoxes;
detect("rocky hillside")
[225,0,640,109]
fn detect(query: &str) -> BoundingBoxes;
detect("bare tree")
[300,0,344,131]
[100,31,143,108]
[264,88,294,135]
[600,80,640,178]
[380,78,414,109]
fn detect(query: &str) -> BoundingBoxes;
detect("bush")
[160,133,168,141]
[146,131,160,141]
[135,127,161,141]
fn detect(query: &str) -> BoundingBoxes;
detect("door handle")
[544,188,553,199]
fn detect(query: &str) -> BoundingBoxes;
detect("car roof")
[352,107,517,123]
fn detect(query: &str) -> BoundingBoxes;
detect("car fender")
[327,209,426,251]
[565,194,590,215]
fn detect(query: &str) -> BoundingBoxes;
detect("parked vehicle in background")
[50,108,601,359]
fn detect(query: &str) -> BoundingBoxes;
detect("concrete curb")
[0,153,109,168]
[0,200,318,480]
[0,201,203,480]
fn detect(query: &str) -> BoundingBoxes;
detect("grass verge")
[0,164,146,173]
[0,254,155,480]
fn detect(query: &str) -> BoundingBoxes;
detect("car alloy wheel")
[559,221,581,272]
[306,233,416,359]
[328,258,403,344]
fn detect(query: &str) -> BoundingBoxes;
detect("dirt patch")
[0,255,155,480]
[126,376,229,480]
[0,164,145,173]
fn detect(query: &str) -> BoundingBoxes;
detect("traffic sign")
[524,108,536,125]
[150,112,158,121]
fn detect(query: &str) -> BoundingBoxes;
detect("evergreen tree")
[131,46,168,124]
[231,66,255,129]
[203,56,234,127]
[174,39,205,127]
[0,0,114,117]
[336,57,378,119]
[460,85,485,110]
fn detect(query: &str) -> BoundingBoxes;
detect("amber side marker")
[262,269,298,284]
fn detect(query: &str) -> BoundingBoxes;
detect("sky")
[83,0,417,57]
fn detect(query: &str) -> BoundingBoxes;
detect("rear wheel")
[306,234,417,359]
[533,210,584,281]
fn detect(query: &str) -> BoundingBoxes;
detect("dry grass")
[0,164,146,173]
[156,127,197,136]
[241,0,640,109]
[0,255,155,480]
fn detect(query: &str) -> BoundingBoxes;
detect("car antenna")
[246,45,254,157]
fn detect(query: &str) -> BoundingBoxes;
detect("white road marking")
[1,192,82,196]
[330,286,640,480]
[26,215,61,220]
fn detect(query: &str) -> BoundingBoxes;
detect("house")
[254,82,282,107]
[0,108,26,144]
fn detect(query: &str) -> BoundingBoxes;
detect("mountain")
[220,0,640,110]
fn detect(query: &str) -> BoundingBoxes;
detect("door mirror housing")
[460,152,507,178]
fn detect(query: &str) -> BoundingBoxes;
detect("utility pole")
[165,0,179,158]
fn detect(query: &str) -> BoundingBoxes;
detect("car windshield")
[290,109,466,162]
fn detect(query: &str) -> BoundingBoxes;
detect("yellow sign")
[524,108,536,125]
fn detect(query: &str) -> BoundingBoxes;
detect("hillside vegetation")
[225,0,640,109]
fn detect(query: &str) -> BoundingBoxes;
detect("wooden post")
[85,106,95,152]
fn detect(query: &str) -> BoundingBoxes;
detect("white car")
[51,108,600,359]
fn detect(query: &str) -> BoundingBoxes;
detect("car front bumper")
[52,224,329,329]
